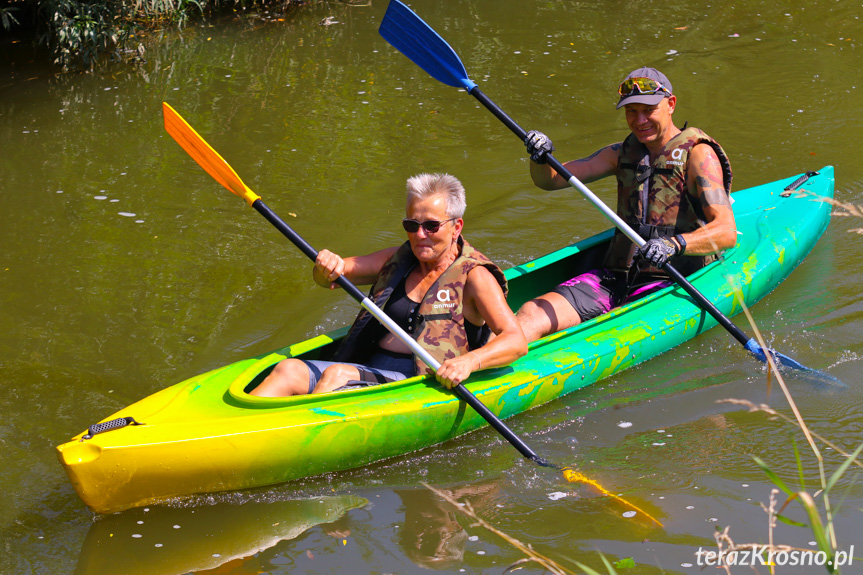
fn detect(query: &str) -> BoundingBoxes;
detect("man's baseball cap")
[616,67,673,109]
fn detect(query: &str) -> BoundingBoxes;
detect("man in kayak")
[250,173,527,396]
[516,67,736,342]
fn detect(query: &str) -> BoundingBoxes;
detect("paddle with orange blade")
[160,103,664,524]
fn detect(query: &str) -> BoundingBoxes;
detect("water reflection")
[397,481,499,570]
[73,494,368,575]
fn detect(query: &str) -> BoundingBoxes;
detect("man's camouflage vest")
[332,236,508,376]
[604,126,733,275]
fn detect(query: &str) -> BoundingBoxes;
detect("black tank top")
[383,279,420,335]
[377,275,488,349]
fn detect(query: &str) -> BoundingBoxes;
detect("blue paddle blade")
[744,339,846,388]
[379,0,478,92]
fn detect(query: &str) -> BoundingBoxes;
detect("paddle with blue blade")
[379,0,840,386]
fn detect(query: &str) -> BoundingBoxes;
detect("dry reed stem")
[794,190,863,234]
[765,488,779,575]
[712,522,820,575]
[422,482,630,574]
[421,482,576,575]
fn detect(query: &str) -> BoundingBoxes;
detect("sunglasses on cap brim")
[618,77,672,97]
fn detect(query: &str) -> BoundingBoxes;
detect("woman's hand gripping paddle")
[378,0,841,388]
[161,103,655,520]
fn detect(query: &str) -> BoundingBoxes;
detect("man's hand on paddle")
[525,130,555,164]
[636,236,680,268]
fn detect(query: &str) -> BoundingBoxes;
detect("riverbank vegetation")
[0,0,309,69]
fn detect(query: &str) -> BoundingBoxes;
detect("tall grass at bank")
[1,0,305,69]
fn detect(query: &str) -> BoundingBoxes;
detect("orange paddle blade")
[162,102,261,206]
[563,467,664,527]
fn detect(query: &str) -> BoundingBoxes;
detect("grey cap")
[616,67,673,109]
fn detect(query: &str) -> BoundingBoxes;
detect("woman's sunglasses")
[618,77,671,97]
[402,217,456,234]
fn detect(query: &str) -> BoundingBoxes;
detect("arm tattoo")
[695,152,730,208]
[700,184,731,207]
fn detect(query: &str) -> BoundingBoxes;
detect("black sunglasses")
[401,217,456,234]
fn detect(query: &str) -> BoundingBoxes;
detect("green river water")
[2,1,862,573]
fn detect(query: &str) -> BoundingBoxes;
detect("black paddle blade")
[379,0,477,91]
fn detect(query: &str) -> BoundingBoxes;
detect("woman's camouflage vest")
[604,126,733,275]
[332,236,508,376]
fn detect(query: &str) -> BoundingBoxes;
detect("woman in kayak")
[250,173,527,396]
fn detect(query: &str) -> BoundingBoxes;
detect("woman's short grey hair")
[405,173,466,219]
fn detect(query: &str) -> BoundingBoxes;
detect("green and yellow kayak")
[57,167,835,514]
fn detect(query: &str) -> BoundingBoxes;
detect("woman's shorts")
[301,349,415,394]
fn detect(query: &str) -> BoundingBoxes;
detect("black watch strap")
[673,234,687,255]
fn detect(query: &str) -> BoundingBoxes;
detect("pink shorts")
[551,268,670,322]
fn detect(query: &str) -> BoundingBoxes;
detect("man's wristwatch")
[673,234,687,255]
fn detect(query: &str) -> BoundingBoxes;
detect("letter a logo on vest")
[671,148,684,160]
[437,289,452,302]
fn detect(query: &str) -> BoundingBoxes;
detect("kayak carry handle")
[82,417,142,441]
[781,171,820,197]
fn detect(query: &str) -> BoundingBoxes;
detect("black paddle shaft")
[452,384,552,466]
[253,198,551,466]
[252,199,368,302]
[467,85,752,348]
